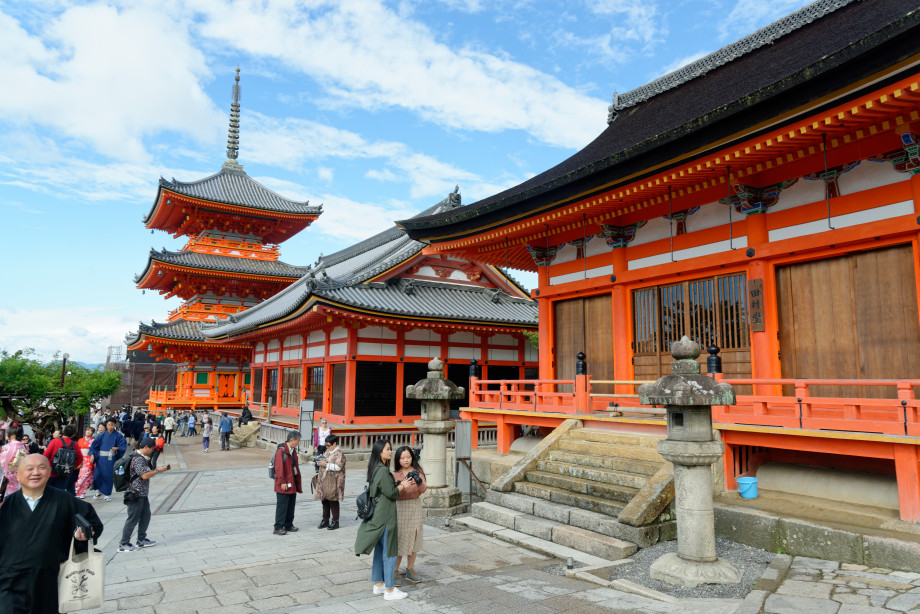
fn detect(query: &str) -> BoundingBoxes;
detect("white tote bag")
[58,538,105,612]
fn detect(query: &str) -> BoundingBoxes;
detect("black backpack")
[268,444,286,479]
[51,440,77,475]
[356,483,379,521]
[113,453,137,492]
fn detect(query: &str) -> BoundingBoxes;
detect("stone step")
[545,449,662,476]
[535,459,650,490]
[513,481,625,517]
[486,490,666,548]
[567,428,665,448]
[525,470,639,503]
[466,503,638,561]
[455,516,610,566]
[557,438,664,463]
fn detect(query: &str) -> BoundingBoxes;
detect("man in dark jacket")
[0,454,104,613]
[272,431,302,535]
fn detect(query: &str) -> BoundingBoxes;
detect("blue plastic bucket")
[737,477,759,499]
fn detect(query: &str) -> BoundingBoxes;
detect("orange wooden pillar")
[746,213,781,395]
[611,247,631,395]
[344,328,357,423]
[722,440,738,490]
[537,267,553,381]
[894,444,920,522]
[496,416,515,454]
[468,374,479,449]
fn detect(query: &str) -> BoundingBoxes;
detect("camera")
[406,470,422,485]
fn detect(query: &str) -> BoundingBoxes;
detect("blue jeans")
[181,423,188,436]
[371,527,397,589]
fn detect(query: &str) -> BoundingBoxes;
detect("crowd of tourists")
[273,420,426,602]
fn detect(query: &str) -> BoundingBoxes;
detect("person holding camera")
[391,446,427,585]
[314,434,345,529]
[118,437,171,552]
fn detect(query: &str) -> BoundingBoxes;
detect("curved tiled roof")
[201,190,537,338]
[398,0,919,239]
[145,167,323,222]
[134,249,311,282]
[125,319,206,346]
[610,0,855,115]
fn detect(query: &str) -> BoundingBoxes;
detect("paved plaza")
[74,436,920,613]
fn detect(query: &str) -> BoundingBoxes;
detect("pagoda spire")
[223,67,243,171]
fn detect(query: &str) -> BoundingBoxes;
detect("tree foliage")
[0,349,122,433]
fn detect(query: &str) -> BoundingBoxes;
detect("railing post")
[574,352,588,413]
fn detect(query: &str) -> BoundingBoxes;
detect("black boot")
[328,520,339,530]
[318,520,329,529]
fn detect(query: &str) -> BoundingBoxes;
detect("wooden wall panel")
[553,294,614,393]
[778,245,920,398]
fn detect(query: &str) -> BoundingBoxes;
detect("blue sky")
[0,0,811,364]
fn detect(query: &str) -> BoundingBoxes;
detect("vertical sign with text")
[748,278,765,332]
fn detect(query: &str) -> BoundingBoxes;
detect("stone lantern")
[406,357,467,516]
[638,336,741,587]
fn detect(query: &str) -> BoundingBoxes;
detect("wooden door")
[217,374,234,398]
[553,294,614,393]
[776,245,920,398]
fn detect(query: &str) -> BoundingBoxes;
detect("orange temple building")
[400,1,920,521]
[126,69,322,412]
[202,188,538,426]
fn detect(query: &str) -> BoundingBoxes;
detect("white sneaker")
[103,496,111,502]
[384,588,408,601]
[92,493,100,500]
[372,585,386,595]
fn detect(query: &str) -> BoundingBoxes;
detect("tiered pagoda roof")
[202,190,538,340]
[397,0,920,262]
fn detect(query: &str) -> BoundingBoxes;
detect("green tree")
[0,349,122,433]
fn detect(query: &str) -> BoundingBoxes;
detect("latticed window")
[266,369,278,406]
[633,273,749,355]
[280,367,302,409]
[252,369,263,403]
[305,366,324,409]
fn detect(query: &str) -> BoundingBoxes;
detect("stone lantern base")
[650,553,742,588]
[420,486,467,518]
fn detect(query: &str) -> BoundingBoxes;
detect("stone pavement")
[74,436,917,613]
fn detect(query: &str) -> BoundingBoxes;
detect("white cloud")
[366,168,399,182]
[717,0,810,41]
[0,307,149,364]
[554,0,665,63]
[190,0,607,149]
[316,167,334,182]
[0,5,221,163]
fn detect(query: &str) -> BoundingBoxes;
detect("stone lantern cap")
[406,358,465,400]
[638,337,735,407]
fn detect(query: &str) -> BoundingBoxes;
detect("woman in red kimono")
[74,426,96,499]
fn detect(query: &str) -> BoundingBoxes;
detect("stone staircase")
[458,424,675,565]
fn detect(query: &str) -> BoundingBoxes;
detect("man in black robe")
[0,454,104,614]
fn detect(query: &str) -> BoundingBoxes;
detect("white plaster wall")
[490,334,516,346]
[307,345,325,359]
[328,342,347,356]
[629,237,748,270]
[525,342,538,363]
[416,266,436,277]
[450,331,478,344]
[405,344,441,358]
[553,242,578,264]
[630,216,672,247]
[265,351,280,362]
[357,342,397,356]
[255,342,265,352]
[550,264,614,286]
[282,348,302,360]
[448,346,480,360]
[267,339,281,350]
[405,329,440,342]
[361,326,397,339]
[487,348,518,362]
[283,335,302,347]
[330,327,348,340]
[307,330,325,344]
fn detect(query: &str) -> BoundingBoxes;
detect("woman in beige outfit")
[392,446,427,584]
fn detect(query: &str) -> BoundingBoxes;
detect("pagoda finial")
[223,66,243,171]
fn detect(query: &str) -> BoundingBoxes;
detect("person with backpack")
[218,412,233,451]
[354,439,408,601]
[89,418,127,502]
[43,424,83,494]
[272,431,303,535]
[118,437,171,552]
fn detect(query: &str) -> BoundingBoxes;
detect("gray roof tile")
[135,249,311,282]
[146,167,323,221]
[126,319,205,346]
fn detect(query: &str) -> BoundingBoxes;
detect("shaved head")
[17,454,51,496]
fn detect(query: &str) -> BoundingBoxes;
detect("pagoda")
[126,68,322,413]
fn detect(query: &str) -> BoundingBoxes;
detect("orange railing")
[468,375,920,436]
[146,389,246,409]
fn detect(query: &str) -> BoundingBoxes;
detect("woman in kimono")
[0,424,28,497]
[392,446,427,585]
[74,426,96,499]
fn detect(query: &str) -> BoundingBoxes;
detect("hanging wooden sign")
[748,278,765,332]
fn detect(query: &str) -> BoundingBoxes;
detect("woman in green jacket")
[354,439,409,601]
